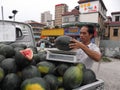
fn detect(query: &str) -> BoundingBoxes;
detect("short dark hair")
[82,25,95,38]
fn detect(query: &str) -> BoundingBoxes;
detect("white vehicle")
[0,20,36,46]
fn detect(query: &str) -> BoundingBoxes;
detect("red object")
[84,7,87,11]
[94,6,97,9]
[41,36,47,39]
[20,48,33,60]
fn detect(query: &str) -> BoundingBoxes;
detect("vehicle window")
[16,27,22,38]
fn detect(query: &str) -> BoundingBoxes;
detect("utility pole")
[12,10,18,21]
[1,0,4,20]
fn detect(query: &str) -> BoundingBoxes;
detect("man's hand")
[69,38,82,49]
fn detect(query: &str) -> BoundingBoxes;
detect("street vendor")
[69,25,101,69]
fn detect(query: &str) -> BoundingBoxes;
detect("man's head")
[80,25,95,44]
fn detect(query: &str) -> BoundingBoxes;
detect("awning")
[62,22,100,28]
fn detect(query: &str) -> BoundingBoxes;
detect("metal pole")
[13,14,15,21]
[12,10,18,21]
[1,5,4,20]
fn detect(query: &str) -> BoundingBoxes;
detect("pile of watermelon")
[0,43,97,90]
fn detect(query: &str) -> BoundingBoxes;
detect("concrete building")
[41,11,52,24]
[100,11,120,57]
[105,11,120,40]
[55,4,68,27]
[61,8,80,40]
[26,20,46,42]
[78,0,107,40]
[62,9,80,25]
[46,20,55,29]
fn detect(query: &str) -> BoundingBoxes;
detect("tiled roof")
[107,16,112,19]
[55,4,66,7]
[105,21,120,26]
[109,22,120,26]
[62,9,80,16]
[111,11,120,15]
[28,21,46,25]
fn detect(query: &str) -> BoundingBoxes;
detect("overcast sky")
[0,0,120,22]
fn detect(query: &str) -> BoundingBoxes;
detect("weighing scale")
[46,49,79,63]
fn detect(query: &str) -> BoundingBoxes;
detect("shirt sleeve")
[88,43,101,54]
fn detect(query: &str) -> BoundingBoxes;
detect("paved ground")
[91,58,120,90]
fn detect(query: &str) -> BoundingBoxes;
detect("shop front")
[41,28,64,43]
[64,26,80,40]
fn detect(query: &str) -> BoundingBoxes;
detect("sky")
[0,0,120,22]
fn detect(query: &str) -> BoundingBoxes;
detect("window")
[115,16,119,21]
[113,29,118,36]
[64,17,69,23]
[16,28,22,38]
[75,16,79,22]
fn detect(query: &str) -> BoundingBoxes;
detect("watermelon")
[14,47,24,52]
[10,43,27,49]
[57,76,63,87]
[27,46,38,54]
[55,35,72,51]
[0,58,17,75]
[33,54,41,64]
[0,44,15,58]
[21,65,41,80]
[76,63,86,72]
[63,66,83,89]
[81,69,97,86]
[43,74,59,90]
[15,48,33,70]
[57,87,65,90]
[1,73,21,90]
[37,51,47,61]
[55,63,69,76]
[20,48,33,60]
[21,77,50,90]
[0,55,5,63]
[37,61,55,76]
[0,67,5,82]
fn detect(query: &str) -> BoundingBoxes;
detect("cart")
[73,79,104,90]
[46,49,104,90]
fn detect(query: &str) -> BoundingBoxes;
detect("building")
[78,0,107,40]
[100,11,120,57]
[41,11,52,24]
[55,4,68,27]
[41,28,64,44]
[105,11,120,40]
[26,20,46,42]
[62,8,80,40]
[62,9,80,25]
[46,20,55,29]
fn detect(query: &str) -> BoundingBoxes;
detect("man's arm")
[69,39,101,62]
[78,43,101,62]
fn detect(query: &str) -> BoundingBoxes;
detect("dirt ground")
[91,58,120,90]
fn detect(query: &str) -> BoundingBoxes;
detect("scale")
[46,49,79,63]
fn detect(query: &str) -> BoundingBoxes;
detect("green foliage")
[102,57,112,62]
